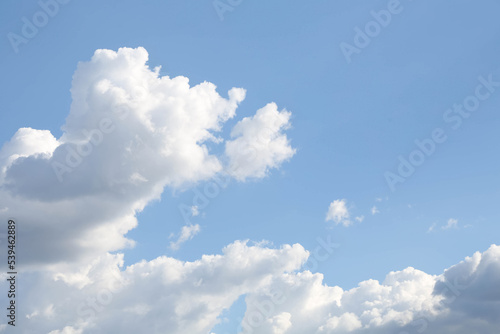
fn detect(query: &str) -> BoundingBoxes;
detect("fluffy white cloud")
[326,199,351,226]
[239,244,500,334]
[267,312,292,334]
[0,241,308,333]
[371,206,379,215]
[1,238,499,333]
[0,47,294,267]
[225,103,296,181]
[169,224,201,250]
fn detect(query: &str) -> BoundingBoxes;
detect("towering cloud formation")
[0,47,295,267]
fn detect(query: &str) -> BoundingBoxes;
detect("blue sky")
[1,1,500,333]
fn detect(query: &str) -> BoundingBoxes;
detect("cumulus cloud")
[225,103,296,181]
[371,206,379,215]
[0,241,308,333]
[0,237,498,333]
[169,224,201,250]
[268,312,292,334]
[326,199,351,226]
[239,244,500,334]
[0,47,294,267]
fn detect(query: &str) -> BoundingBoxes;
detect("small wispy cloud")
[427,223,437,233]
[371,206,379,215]
[428,218,467,233]
[169,224,201,250]
[442,218,458,230]
[191,205,199,217]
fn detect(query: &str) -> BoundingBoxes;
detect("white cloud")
[326,199,351,226]
[267,312,292,334]
[240,244,500,334]
[0,47,294,268]
[442,218,458,230]
[0,241,308,333]
[191,205,200,217]
[371,206,379,215]
[48,326,83,334]
[0,237,499,333]
[225,103,296,181]
[355,215,364,223]
[318,312,362,332]
[427,223,437,233]
[170,224,201,250]
[428,219,464,233]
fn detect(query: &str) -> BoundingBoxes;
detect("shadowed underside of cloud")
[0,47,295,266]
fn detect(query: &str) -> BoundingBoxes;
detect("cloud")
[240,244,500,334]
[170,224,201,250]
[371,206,379,215]
[0,47,294,267]
[442,218,458,230]
[225,103,296,181]
[191,206,200,217]
[355,216,364,223]
[267,312,292,334]
[48,326,83,334]
[427,223,437,233]
[326,199,351,226]
[0,237,498,333]
[0,241,308,333]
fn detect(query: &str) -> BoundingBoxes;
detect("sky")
[0,0,500,333]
